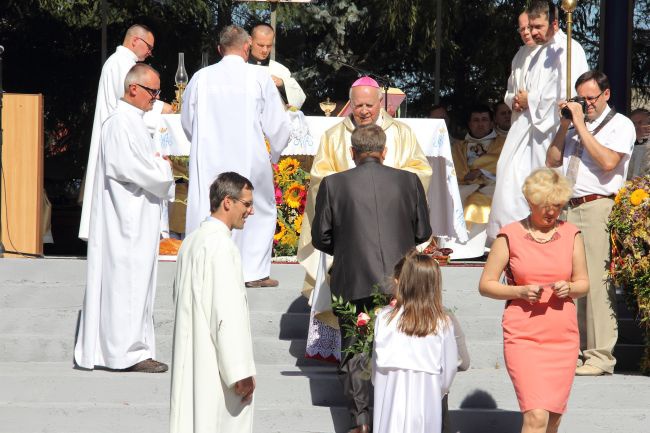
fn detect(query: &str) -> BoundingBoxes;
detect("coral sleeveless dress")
[499,220,580,414]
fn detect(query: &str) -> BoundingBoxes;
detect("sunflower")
[285,183,306,209]
[614,187,626,204]
[274,221,287,242]
[629,188,649,206]
[278,157,300,176]
[281,229,299,248]
[294,213,304,234]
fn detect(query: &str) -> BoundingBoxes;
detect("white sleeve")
[260,74,292,164]
[181,73,199,141]
[440,320,459,395]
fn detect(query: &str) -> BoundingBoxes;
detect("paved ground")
[0,258,648,433]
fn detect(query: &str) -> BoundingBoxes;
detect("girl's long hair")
[387,250,447,337]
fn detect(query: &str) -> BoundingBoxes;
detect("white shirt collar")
[117,99,145,117]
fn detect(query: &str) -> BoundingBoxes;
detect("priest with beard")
[487,1,588,242]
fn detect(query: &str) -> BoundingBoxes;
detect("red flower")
[356,312,370,327]
[275,186,283,205]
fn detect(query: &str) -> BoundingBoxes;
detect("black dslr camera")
[561,96,588,120]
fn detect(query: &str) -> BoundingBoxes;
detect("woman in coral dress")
[479,168,590,433]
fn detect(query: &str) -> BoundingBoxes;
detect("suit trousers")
[564,198,618,373]
[336,297,375,428]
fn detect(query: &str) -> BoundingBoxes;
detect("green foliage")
[608,175,650,373]
[331,287,392,359]
[1,0,648,205]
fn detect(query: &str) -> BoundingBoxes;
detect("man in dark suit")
[312,124,432,433]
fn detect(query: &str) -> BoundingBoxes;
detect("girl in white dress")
[373,251,458,433]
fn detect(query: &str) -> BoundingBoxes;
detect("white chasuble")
[74,100,175,369]
[487,31,588,241]
[182,55,292,282]
[170,218,256,433]
[80,46,165,240]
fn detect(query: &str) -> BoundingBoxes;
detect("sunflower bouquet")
[272,157,310,257]
[608,174,650,372]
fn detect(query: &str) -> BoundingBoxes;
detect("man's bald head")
[251,23,275,38]
[123,24,154,61]
[250,23,275,61]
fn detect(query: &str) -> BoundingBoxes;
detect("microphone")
[0,46,4,55]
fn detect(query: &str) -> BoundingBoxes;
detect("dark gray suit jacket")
[311,157,432,301]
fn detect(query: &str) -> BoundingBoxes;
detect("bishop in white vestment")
[170,172,256,433]
[182,26,292,283]
[74,65,175,370]
[79,24,166,240]
[487,7,588,241]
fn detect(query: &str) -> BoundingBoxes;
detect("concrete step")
[0,307,509,342]
[0,363,341,408]
[0,330,508,369]
[1,363,648,433]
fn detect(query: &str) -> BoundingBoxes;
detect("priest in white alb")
[182,25,292,288]
[170,172,256,433]
[79,24,170,240]
[487,1,588,241]
[74,64,175,373]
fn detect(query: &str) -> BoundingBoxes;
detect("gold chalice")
[319,98,336,117]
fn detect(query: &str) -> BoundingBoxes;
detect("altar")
[153,114,468,246]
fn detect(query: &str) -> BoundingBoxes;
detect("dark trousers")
[441,394,450,433]
[336,296,374,428]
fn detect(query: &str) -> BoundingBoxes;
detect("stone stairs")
[0,258,647,433]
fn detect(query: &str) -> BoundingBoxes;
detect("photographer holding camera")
[546,70,635,377]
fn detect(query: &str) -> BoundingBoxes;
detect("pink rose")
[356,312,370,327]
[389,298,397,307]
[275,187,283,205]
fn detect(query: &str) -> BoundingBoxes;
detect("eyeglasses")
[231,197,254,209]
[583,90,605,104]
[135,83,161,98]
[136,36,154,56]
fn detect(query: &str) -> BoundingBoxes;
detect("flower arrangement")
[331,289,394,359]
[272,157,309,257]
[608,174,650,373]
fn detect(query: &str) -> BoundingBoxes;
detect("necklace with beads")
[525,217,558,244]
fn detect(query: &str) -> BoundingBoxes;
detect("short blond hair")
[522,168,572,206]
